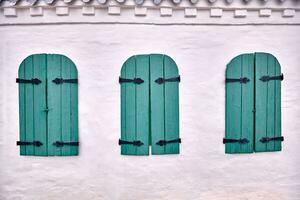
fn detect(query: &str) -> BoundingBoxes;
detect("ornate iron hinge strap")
[156,138,181,146]
[118,139,144,146]
[260,136,284,143]
[155,76,181,84]
[16,141,43,147]
[53,141,79,147]
[223,138,249,144]
[119,77,144,84]
[259,74,284,82]
[16,78,42,85]
[52,78,78,84]
[225,77,250,84]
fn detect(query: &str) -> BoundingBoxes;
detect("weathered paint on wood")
[255,53,282,152]
[225,54,254,154]
[18,54,78,156]
[120,54,180,155]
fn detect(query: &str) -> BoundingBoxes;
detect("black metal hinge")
[260,136,284,143]
[119,77,144,84]
[53,141,79,147]
[156,138,181,146]
[223,138,249,144]
[226,77,250,84]
[16,78,42,85]
[155,76,181,84]
[16,141,43,147]
[118,139,144,146]
[52,78,78,84]
[260,74,284,82]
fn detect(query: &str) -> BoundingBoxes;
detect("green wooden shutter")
[225,54,255,154]
[151,55,180,155]
[225,52,283,154]
[18,54,78,156]
[255,53,282,152]
[18,54,48,156]
[120,55,150,155]
[120,54,180,155]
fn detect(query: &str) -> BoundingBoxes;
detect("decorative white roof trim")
[259,8,271,17]
[108,5,120,15]
[184,8,197,17]
[3,7,16,15]
[283,9,295,17]
[0,5,299,25]
[82,6,94,15]
[210,8,223,17]
[160,7,172,16]
[234,9,247,17]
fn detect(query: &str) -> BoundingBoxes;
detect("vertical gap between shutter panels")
[266,55,269,151]
[32,56,36,155]
[135,56,137,155]
[253,53,256,151]
[45,55,48,155]
[60,56,63,156]
[148,55,151,147]
[240,56,243,152]
[163,55,166,153]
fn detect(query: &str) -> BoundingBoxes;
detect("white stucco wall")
[0,23,300,200]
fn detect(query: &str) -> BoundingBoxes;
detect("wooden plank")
[32,54,47,156]
[24,55,35,155]
[274,57,282,151]
[69,57,79,156]
[121,56,137,155]
[135,55,150,155]
[47,54,62,156]
[240,54,254,153]
[18,60,26,155]
[266,54,276,151]
[255,53,268,152]
[61,56,72,156]
[225,55,242,153]
[164,55,180,154]
[150,54,165,155]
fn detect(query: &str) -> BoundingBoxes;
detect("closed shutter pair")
[225,53,283,153]
[17,54,79,156]
[119,54,181,155]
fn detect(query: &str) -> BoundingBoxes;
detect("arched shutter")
[225,54,254,154]
[120,55,150,155]
[119,54,180,155]
[18,54,48,156]
[17,54,78,156]
[150,55,180,155]
[255,53,283,152]
[225,52,283,153]
[47,54,79,156]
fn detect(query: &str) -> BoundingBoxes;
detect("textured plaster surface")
[0,25,300,200]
